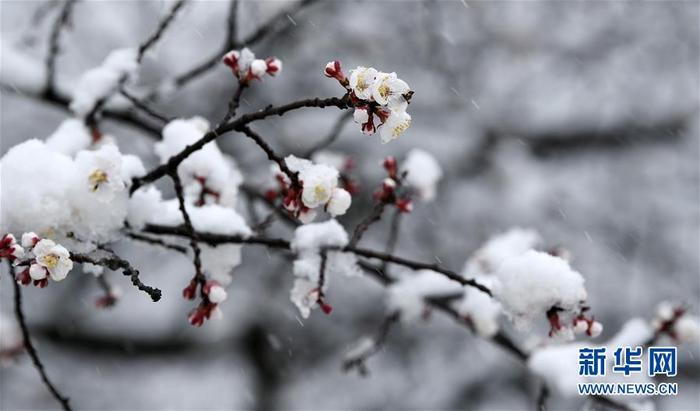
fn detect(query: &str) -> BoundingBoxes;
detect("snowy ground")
[1,1,699,410]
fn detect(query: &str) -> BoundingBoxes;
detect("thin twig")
[349,202,388,247]
[170,172,206,290]
[342,312,400,375]
[167,0,320,93]
[131,94,351,192]
[119,85,172,124]
[303,110,352,157]
[7,265,72,411]
[137,0,187,63]
[380,208,402,272]
[84,0,186,127]
[125,231,188,254]
[44,0,76,94]
[71,252,162,302]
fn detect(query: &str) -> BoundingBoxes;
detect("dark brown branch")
[119,85,172,124]
[3,86,163,138]
[537,384,549,411]
[131,94,350,193]
[239,125,298,184]
[137,0,187,63]
[71,252,162,302]
[170,172,206,289]
[303,110,353,157]
[7,265,72,411]
[240,0,320,47]
[225,0,239,47]
[44,0,76,94]
[139,223,491,295]
[125,231,188,254]
[85,0,186,127]
[342,312,400,375]
[380,208,402,272]
[349,202,388,247]
[219,83,247,126]
[168,0,320,92]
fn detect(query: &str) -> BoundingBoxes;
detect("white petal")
[29,264,47,280]
[327,188,351,216]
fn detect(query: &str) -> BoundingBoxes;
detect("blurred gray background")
[1,0,699,410]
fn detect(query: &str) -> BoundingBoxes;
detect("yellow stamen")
[41,254,59,269]
[314,185,328,201]
[393,119,411,137]
[88,169,108,191]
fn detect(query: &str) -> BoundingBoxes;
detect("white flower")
[371,72,410,106]
[32,239,73,281]
[349,66,377,100]
[75,144,126,202]
[326,188,351,216]
[299,164,339,209]
[379,109,411,143]
[21,232,39,249]
[208,284,228,304]
[29,263,47,280]
[402,149,443,201]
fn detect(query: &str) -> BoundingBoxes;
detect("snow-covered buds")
[266,155,352,223]
[323,62,413,143]
[183,280,227,327]
[8,234,74,288]
[223,48,282,84]
[373,156,413,213]
[652,302,700,344]
[571,309,603,338]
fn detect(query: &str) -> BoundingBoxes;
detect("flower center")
[314,185,328,201]
[357,74,369,91]
[89,169,108,191]
[393,119,411,137]
[41,254,59,269]
[378,83,390,100]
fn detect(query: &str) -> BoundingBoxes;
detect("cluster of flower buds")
[183,279,228,327]
[10,233,73,288]
[547,306,602,339]
[373,156,413,213]
[652,302,700,344]
[223,47,282,84]
[0,234,24,261]
[572,309,603,338]
[192,175,221,206]
[266,156,352,223]
[324,61,413,143]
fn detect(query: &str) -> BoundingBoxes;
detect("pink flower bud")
[383,156,397,177]
[222,50,240,73]
[182,280,198,300]
[265,57,282,76]
[324,60,346,83]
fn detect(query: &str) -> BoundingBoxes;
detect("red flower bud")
[182,280,198,300]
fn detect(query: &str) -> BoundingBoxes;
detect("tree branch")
[44,0,76,95]
[7,264,72,411]
[131,94,351,193]
[71,251,162,302]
